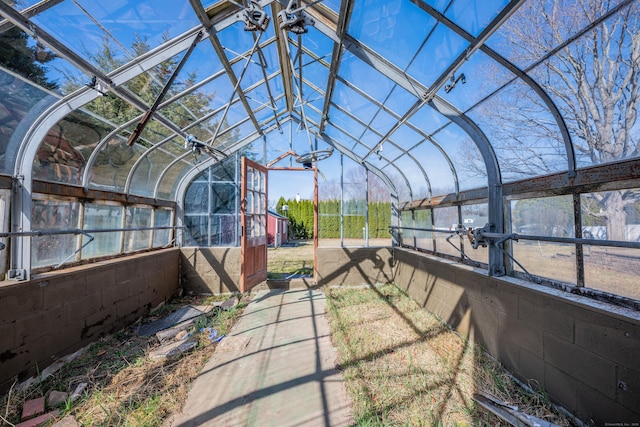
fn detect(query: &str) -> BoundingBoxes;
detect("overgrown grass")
[0,294,246,426]
[326,285,572,426]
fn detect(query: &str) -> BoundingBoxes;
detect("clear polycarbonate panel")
[385,163,412,202]
[433,206,460,257]
[327,105,368,138]
[210,215,237,246]
[528,4,640,168]
[0,70,58,174]
[436,50,516,112]
[338,51,396,105]
[211,155,237,181]
[33,0,199,73]
[133,118,175,146]
[387,124,425,151]
[245,79,285,122]
[382,154,428,200]
[467,80,567,182]
[31,199,79,269]
[430,123,487,191]
[487,1,630,70]
[408,104,451,137]
[415,209,434,251]
[445,0,510,37]
[581,190,640,301]
[461,203,488,263]
[33,111,113,185]
[510,196,575,284]
[129,147,177,197]
[152,208,172,248]
[82,203,123,259]
[349,0,437,71]
[331,80,379,127]
[407,24,468,89]
[218,17,276,62]
[157,157,193,200]
[212,183,236,214]
[400,210,414,246]
[171,39,224,87]
[407,139,456,195]
[366,108,398,137]
[299,52,330,92]
[124,206,152,252]
[384,85,417,117]
[89,136,145,192]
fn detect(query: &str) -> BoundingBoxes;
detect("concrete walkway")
[167,289,354,427]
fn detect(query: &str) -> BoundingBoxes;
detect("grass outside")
[267,240,314,278]
[0,294,247,427]
[326,284,572,426]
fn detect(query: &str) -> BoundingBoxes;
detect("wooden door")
[240,157,268,292]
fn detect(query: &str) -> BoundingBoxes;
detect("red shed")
[267,210,288,247]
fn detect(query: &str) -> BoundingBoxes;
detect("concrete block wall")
[0,248,179,390]
[393,247,640,425]
[316,247,393,287]
[180,247,241,294]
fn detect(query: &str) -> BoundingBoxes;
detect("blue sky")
[268,170,315,203]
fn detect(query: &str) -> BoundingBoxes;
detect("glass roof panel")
[368,110,398,137]
[299,53,330,91]
[380,159,414,202]
[407,23,468,89]
[526,4,640,169]
[436,50,516,112]
[157,156,193,200]
[218,18,275,59]
[390,124,426,150]
[331,80,379,125]
[423,0,454,13]
[171,39,224,87]
[431,123,487,191]
[34,111,113,186]
[327,107,366,138]
[467,79,566,182]
[0,70,57,174]
[384,85,417,117]
[338,51,396,105]
[348,0,437,71]
[0,28,84,96]
[407,140,456,193]
[408,104,451,136]
[445,0,510,37]
[89,134,145,191]
[129,146,177,197]
[487,1,630,70]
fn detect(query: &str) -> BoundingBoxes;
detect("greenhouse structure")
[0,0,639,424]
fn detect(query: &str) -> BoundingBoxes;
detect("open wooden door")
[240,157,268,292]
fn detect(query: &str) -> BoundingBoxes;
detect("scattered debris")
[221,296,239,311]
[155,318,196,342]
[136,305,209,336]
[69,383,87,403]
[175,330,189,340]
[21,397,45,420]
[473,393,561,427]
[149,337,199,360]
[16,347,87,393]
[16,410,59,427]
[46,391,68,408]
[201,327,225,343]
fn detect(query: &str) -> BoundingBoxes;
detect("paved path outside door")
[167,289,354,427]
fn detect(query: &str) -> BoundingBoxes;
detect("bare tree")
[470,0,639,240]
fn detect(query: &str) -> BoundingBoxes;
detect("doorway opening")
[267,168,317,281]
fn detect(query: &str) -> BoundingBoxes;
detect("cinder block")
[116,295,142,318]
[617,366,640,415]
[519,347,545,388]
[41,276,86,309]
[15,307,66,343]
[0,321,16,354]
[544,332,617,398]
[518,291,574,342]
[114,262,140,285]
[0,282,43,325]
[574,310,640,368]
[481,280,519,317]
[470,301,500,354]
[573,376,640,426]
[499,311,543,358]
[101,285,127,307]
[544,363,577,412]
[66,295,102,321]
[83,268,116,292]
